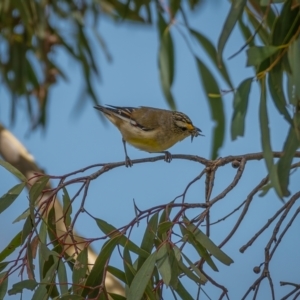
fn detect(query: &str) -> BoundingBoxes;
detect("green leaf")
[0,231,22,262]
[157,221,173,235]
[95,218,148,258]
[13,208,30,223]
[0,182,26,214]
[107,266,126,284]
[180,225,218,271]
[123,246,135,286]
[178,257,206,284]
[0,160,27,182]
[156,244,171,286]
[268,70,292,124]
[39,243,56,263]
[259,78,284,199]
[41,255,59,298]
[29,176,49,204]
[246,11,270,45]
[8,280,37,295]
[137,212,158,269]
[21,216,33,245]
[217,0,247,64]
[47,206,57,245]
[107,293,126,300]
[186,223,233,266]
[237,17,255,48]
[26,238,36,281]
[72,248,88,295]
[57,260,69,295]
[231,78,253,140]
[272,0,300,47]
[0,272,8,300]
[170,0,181,17]
[172,278,194,300]
[127,252,157,300]
[191,29,233,89]
[259,182,272,197]
[277,127,300,196]
[0,263,8,273]
[158,13,176,110]
[38,219,48,280]
[246,46,280,67]
[196,58,225,159]
[81,236,121,297]
[31,285,47,300]
[62,187,72,227]
[288,36,300,104]
[157,204,173,240]
[174,246,207,283]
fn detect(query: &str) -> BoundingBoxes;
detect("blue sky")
[1,2,299,299]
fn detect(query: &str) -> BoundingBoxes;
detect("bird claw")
[125,155,133,167]
[164,151,172,163]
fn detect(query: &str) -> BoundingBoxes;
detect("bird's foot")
[125,155,133,167]
[164,151,172,163]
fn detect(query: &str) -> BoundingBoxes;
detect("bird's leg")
[163,151,172,162]
[122,138,133,167]
[151,151,172,162]
[162,151,172,163]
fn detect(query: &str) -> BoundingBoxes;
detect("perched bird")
[94,105,202,167]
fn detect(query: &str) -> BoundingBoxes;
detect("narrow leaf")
[8,280,37,295]
[259,78,284,198]
[57,260,69,295]
[180,225,218,271]
[13,208,30,223]
[0,231,22,262]
[72,247,88,295]
[21,216,33,245]
[217,0,247,64]
[31,284,47,300]
[187,223,233,265]
[137,212,158,269]
[156,244,172,286]
[127,252,157,300]
[123,246,135,286]
[288,36,300,104]
[246,46,280,67]
[173,279,194,300]
[0,182,26,214]
[231,78,253,140]
[29,176,49,203]
[62,187,72,227]
[157,221,173,235]
[95,218,148,258]
[81,236,121,297]
[277,127,300,196]
[158,13,176,109]
[107,266,126,284]
[0,272,8,300]
[196,58,225,159]
[0,160,27,182]
[191,29,233,88]
[268,70,292,124]
[175,247,207,283]
[0,263,9,273]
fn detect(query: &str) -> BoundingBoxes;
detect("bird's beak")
[191,127,203,142]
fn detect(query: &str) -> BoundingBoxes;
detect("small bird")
[94,105,202,167]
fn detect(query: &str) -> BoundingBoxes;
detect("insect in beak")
[191,127,203,142]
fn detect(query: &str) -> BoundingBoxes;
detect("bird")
[94,105,203,167]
